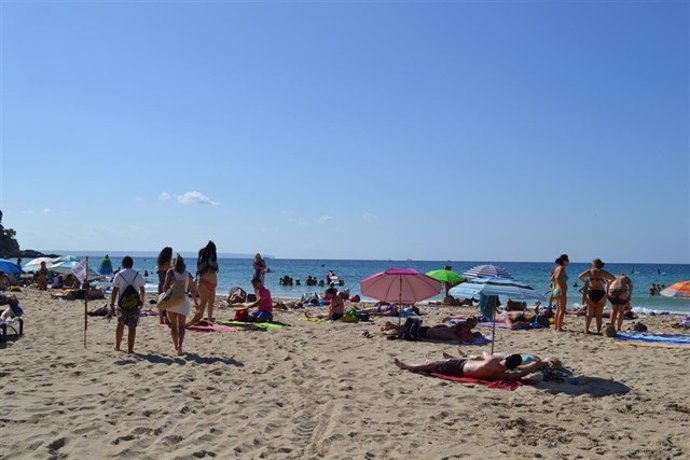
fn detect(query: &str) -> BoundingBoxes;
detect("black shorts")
[435,359,467,376]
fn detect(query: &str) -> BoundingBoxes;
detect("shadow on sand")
[114,352,243,367]
[537,376,631,397]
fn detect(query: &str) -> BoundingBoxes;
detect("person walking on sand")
[156,247,173,325]
[109,256,146,354]
[192,241,218,324]
[550,254,569,332]
[578,259,616,335]
[608,274,633,332]
[162,254,199,356]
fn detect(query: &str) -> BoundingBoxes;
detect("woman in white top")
[162,254,199,356]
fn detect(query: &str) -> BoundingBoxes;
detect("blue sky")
[1,1,688,263]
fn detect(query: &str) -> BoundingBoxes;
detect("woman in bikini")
[550,254,569,332]
[192,241,219,324]
[608,274,633,332]
[578,258,616,335]
[253,253,267,283]
[156,247,173,325]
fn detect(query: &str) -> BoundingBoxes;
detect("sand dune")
[1,290,689,459]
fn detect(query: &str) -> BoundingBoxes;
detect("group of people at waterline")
[109,243,271,355]
[551,254,633,334]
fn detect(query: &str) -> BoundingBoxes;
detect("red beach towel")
[430,373,536,391]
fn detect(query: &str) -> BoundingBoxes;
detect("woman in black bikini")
[608,274,633,332]
[578,259,615,335]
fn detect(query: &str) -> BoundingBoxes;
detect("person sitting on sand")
[246,278,273,322]
[0,271,10,291]
[304,287,345,320]
[394,351,554,381]
[382,317,481,343]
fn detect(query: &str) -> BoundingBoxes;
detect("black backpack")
[118,273,141,312]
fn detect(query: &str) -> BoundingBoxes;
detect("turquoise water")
[88,256,690,315]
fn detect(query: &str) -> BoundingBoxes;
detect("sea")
[77,254,690,315]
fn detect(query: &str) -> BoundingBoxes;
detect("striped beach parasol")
[463,264,513,280]
[660,281,690,298]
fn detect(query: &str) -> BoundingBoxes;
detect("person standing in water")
[253,253,267,283]
[550,254,569,332]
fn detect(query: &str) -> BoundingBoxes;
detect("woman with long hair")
[253,253,267,283]
[156,247,173,325]
[191,241,218,324]
[550,254,570,332]
[162,254,199,355]
[578,258,615,334]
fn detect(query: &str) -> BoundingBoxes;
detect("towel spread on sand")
[217,320,288,330]
[611,332,690,349]
[187,324,237,333]
[429,373,536,391]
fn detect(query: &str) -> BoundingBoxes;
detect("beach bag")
[633,322,648,333]
[157,273,186,310]
[228,287,247,303]
[401,317,423,341]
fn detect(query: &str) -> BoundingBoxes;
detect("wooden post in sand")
[84,257,89,349]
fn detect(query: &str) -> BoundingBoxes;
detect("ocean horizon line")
[31,250,689,266]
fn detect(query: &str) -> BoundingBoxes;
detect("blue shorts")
[251,310,273,322]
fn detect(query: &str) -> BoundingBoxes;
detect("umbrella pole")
[84,257,89,349]
[398,276,403,328]
[491,296,496,354]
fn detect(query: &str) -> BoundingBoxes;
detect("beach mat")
[187,324,237,333]
[217,320,289,331]
[610,332,690,349]
[615,332,690,344]
[430,373,536,391]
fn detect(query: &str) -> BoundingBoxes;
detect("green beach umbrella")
[425,269,464,286]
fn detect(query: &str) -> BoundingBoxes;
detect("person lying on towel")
[394,351,555,381]
[381,317,481,342]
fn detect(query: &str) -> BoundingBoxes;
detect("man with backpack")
[109,256,146,354]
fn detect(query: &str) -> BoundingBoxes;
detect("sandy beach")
[2,289,689,459]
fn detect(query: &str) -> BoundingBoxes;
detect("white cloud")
[177,191,219,206]
[316,215,334,224]
[21,208,51,215]
[362,212,378,221]
[135,197,143,202]
[158,192,172,201]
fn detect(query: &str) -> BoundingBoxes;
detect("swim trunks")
[435,359,467,377]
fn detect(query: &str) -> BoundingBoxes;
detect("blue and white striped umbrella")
[449,277,544,302]
[463,264,513,280]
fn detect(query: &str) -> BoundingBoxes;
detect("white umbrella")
[23,257,58,272]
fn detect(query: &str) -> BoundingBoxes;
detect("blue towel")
[615,332,690,344]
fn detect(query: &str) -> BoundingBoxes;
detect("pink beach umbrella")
[360,268,441,325]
